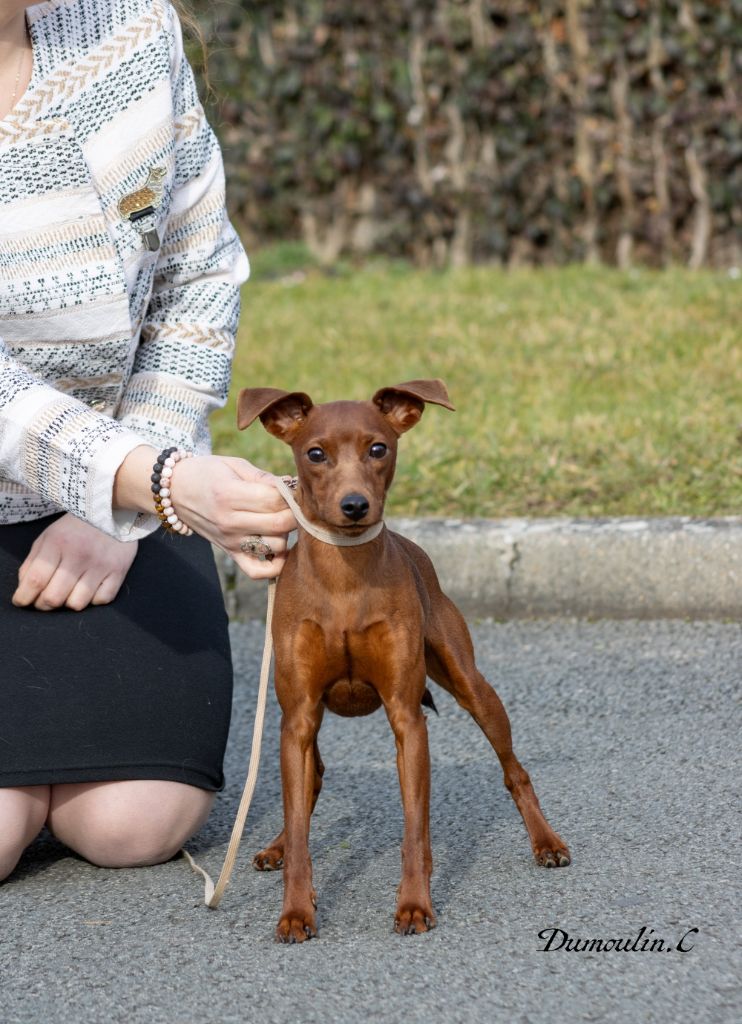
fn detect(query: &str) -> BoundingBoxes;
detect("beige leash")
[184,478,383,908]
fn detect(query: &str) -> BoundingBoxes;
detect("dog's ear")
[237,387,313,443]
[371,379,455,435]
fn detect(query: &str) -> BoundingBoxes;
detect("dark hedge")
[190,0,741,267]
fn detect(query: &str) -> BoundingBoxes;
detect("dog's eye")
[307,447,326,464]
[369,443,388,459]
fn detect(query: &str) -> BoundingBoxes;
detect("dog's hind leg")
[253,737,325,872]
[424,596,570,868]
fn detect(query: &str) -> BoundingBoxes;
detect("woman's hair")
[170,0,210,90]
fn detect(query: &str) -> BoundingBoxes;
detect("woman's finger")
[188,507,297,543]
[64,572,102,612]
[222,480,297,517]
[91,572,127,606]
[33,564,86,611]
[12,548,63,607]
[219,457,290,490]
[231,551,288,581]
[236,508,297,536]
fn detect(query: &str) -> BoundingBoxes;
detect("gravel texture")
[1,619,740,1024]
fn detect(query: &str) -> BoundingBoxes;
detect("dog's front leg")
[385,691,437,935]
[275,695,323,943]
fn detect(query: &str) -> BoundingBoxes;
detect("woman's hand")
[112,447,297,580]
[167,454,297,579]
[12,513,138,611]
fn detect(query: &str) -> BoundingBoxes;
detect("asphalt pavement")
[1,618,740,1024]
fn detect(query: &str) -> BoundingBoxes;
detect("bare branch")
[565,0,599,263]
[685,140,711,270]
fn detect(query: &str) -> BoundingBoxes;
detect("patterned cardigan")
[0,0,249,540]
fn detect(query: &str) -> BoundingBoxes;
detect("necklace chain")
[9,38,28,107]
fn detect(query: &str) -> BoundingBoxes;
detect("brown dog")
[237,379,570,943]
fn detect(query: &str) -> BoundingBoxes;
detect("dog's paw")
[275,909,318,944]
[534,836,571,868]
[394,904,437,936]
[253,846,284,871]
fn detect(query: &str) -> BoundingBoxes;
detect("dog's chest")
[290,614,408,717]
[275,543,427,716]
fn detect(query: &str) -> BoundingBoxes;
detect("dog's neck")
[274,477,384,548]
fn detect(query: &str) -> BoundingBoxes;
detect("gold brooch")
[118,166,166,251]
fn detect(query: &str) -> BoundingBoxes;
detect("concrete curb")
[214,516,742,621]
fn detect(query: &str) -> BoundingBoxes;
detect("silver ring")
[240,535,275,561]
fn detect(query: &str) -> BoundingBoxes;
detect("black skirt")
[0,515,233,791]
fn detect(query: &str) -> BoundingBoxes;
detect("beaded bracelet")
[151,447,194,535]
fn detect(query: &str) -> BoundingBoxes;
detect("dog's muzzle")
[339,493,370,522]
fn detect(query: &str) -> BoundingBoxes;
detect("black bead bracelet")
[151,447,194,535]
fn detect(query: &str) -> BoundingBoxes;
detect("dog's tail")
[421,688,439,715]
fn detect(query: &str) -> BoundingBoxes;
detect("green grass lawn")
[211,256,741,518]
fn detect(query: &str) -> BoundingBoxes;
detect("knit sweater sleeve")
[0,338,159,539]
[115,5,250,454]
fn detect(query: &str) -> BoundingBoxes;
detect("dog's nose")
[340,493,370,521]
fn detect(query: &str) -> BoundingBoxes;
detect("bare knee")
[48,781,214,869]
[0,787,50,882]
[68,815,183,868]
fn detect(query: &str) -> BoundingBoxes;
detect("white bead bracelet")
[151,447,194,536]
